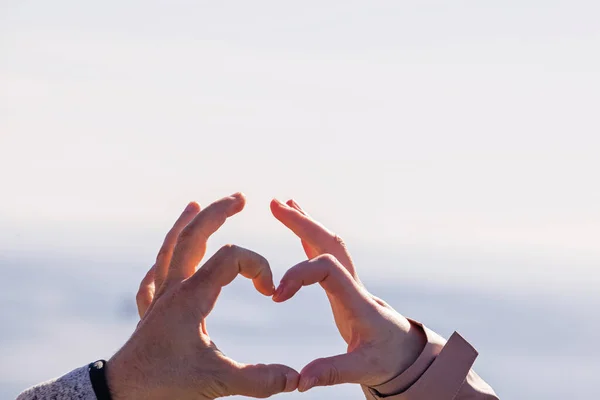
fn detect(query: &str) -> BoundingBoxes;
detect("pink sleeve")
[361,320,498,400]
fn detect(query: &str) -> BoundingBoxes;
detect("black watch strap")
[88,360,113,400]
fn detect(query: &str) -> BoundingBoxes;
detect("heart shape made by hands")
[131,195,417,396]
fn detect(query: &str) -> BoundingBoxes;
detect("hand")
[270,199,426,392]
[107,194,300,400]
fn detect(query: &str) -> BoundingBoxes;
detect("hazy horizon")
[2,241,598,399]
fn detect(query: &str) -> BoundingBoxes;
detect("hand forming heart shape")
[114,193,424,399]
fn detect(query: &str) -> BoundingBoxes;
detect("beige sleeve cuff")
[362,319,498,400]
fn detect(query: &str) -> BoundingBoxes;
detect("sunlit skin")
[270,199,425,392]
[132,195,426,396]
[108,193,299,400]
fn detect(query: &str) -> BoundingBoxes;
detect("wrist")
[106,352,147,400]
[373,314,427,387]
[88,361,114,400]
[395,319,427,373]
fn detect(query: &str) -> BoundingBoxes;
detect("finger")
[272,254,370,309]
[230,362,300,398]
[136,264,156,318]
[166,193,246,287]
[285,200,320,259]
[154,201,201,293]
[270,198,357,277]
[271,198,332,246]
[186,245,275,312]
[298,351,368,391]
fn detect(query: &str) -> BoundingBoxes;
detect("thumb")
[299,351,369,392]
[231,363,299,398]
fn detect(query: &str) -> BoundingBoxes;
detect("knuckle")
[180,274,205,295]
[135,287,153,316]
[256,366,286,397]
[222,243,239,253]
[137,277,154,299]
[162,283,188,306]
[318,253,340,269]
[333,234,346,248]
[216,243,238,259]
[180,275,216,311]
[155,245,171,263]
[176,224,195,244]
[163,230,178,245]
[178,278,195,293]
[320,360,340,386]
[135,288,146,303]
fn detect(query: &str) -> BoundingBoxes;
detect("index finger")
[270,199,356,276]
[185,244,275,315]
[272,254,371,312]
[166,193,246,285]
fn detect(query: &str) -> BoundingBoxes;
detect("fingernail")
[184,202,196,212]
[299,377,317,392]
[290,199,303,211]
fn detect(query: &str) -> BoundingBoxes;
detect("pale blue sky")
[1,1,599,293]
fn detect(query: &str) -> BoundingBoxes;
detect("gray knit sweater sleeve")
[16,365,97,400]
